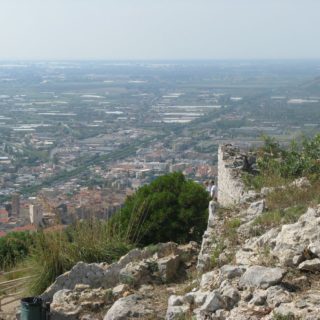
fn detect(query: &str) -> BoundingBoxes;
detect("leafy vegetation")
[111,172,209,245]
[244,134,320,190]
[0,232,35,270]
[0,173,209,294]
[272,313,301,320]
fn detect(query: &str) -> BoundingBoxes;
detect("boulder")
[200,270,218,290]
[51,287,113,320]
[266,285,292,308]
[246,200,265,219]
[219,284,240,309]
[308,241,320,258]
[219,265,246,282]
[298,258,320,272]
[272,207,320,266]
[200,290,225,313]
[157,255,181,282]
[236,228,279,266]
[239,266,286,289]
[104,294,152,320]
[184,291,208,306]
[119,261,151,286]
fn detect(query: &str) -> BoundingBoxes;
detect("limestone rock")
[119,261,151,286]
[249,290,267,306]
[200,270,218,290]
[219,284,240,309]
[184,291,208,306]
[219,265,246,282]
[266,285,292,308]
[298,258,320,272]
[168,295,184,307]
[272,207,320,266]
[157,254,181,282]
[112,284,129,297]
[200,290,225,313]
[239,266,286,289]
[308,241,320,258]
[246,200,265,219]
[166,305,189,320]
[104,294,152,320]
[51,287,113,320]
[236,228,279,266]
[290,177,311,188]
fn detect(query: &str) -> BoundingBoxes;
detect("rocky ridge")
[24,144,320,320]
[166,145,320,320]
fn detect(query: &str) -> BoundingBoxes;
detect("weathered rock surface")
[200,290,225,313]
[272,207,320,266]
[298,258,320,272]
[104,294,153,320]
[239,266,286,289]
[42,242,198,303]
[43,241,199,320]
[50,286,113,320]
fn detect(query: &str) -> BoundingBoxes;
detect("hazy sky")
[0,0,319,60]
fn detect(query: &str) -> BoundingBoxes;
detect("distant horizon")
[0,0,319,61]
[1,58,320,62]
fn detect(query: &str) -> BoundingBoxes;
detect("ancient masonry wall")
[197,144,249,272]
[217,145,246,207]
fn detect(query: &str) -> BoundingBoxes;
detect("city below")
[1,60,320,236]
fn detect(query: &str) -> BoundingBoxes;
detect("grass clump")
[266,182,320,211]
[243,134,320,191]
[251,205,306,236]
[26,219,132,295]
[210,239,225,268]
[272,313,301,320]
[224,218,241,245]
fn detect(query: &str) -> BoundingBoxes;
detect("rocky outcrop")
[104,294,154,320]
[165,145,320,320]
[37,144,320,320]
[272,207,320,267]
[46,242,199,319]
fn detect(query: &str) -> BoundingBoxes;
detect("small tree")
[112,172,209,246]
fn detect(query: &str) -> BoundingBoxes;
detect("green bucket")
[20,297,46,320]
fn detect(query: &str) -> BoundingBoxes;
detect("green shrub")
[111,172,209,245]
[224,218,241,245]
[0,232,35,270]
[244,134,320,190]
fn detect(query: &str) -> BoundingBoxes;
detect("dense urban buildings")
[0,60,320,235]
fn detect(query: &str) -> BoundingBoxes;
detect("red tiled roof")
[0,218,9,223]
[11,225,37,232]
[0,231,6,237]
[0,209,8,216]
